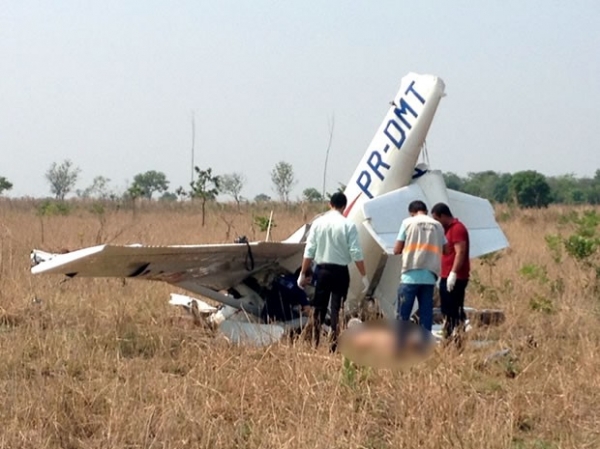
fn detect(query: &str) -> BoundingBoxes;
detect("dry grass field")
[0,199,599,449]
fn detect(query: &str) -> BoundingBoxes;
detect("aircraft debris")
[29,72,509,348]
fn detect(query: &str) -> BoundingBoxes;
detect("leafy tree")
[585,170,600,204]
[588,185,600,205]
[443,172,464,191]
[254,215,276,233]
[220,172,246,209]
[130,170,169,199]
[462,171,512,203]
[254,193,271,202]
[76,176,112,199]
[462,171,494,199]
[546,174,587,204]
[45,159,81,200]
[160,191,178,202]
[493,173,513,203]
[271,161,296,203]
[126,183,145,201]
[510,170,552,208]
[0,176,13,195]
[303,187,324,203]
[185,166,220,226]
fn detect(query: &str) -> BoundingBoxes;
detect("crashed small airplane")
[30,72,509,346]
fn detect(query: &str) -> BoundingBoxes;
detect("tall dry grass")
[0,200,599,448]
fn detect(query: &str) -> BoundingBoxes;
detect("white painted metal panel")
[30,241,305,292]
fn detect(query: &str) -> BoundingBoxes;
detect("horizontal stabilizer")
[446,189,509,258]
[362,181,509,259]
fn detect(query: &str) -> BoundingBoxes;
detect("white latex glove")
[361,275,370,294]
[297,272,306,290]
[447,271,457,292]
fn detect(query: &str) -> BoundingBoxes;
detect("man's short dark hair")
[408,200,428,214]
[431,202,453,217]
[329,192,347,210]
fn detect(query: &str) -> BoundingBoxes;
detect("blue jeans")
[397,283,434,332]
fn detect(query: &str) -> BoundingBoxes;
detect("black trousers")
[439,277,469,339]
[311,263,350,350]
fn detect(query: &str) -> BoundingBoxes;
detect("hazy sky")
[1,0,599,200]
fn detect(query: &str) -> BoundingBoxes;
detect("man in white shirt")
[297,192,369,352]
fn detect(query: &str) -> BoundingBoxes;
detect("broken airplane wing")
[30,241,305,307]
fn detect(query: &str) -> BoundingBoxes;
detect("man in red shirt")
[431,202,470,342]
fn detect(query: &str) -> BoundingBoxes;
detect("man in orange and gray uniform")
[393,200,446,340]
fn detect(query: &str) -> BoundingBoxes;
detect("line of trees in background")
[1,161,600,211]
[443,169,600,208]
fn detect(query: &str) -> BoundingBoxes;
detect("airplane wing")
[30,241,305,292]
[361,177,509,259]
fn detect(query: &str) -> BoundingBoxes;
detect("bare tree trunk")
[322,113,335,199]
